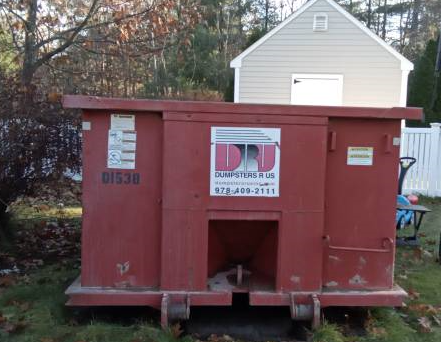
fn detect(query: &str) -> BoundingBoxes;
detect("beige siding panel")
[240,63,399,69]
[238,0,403,107]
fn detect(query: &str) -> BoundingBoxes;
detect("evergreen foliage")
[407,37,441,126]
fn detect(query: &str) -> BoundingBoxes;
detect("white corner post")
[400,69,411,129]
[234,67,240,103]
[428,123,441,197]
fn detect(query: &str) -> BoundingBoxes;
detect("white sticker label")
[82,121,91,130]
[347,147,373,166]
[393,137,401,146]
[210,127,281,197]
[107,129,137,169]
[111,114,135,130]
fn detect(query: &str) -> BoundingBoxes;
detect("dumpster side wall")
[323,118,400,290]
[81,111,163,287]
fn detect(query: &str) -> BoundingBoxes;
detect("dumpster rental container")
[63,95,422,327]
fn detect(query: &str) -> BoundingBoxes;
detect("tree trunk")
[237,0,244,47]
[409,0,422,51]
[381,0,388,39]
[264,0,269,32]
[21,0,38,96]
[367,0,372,28]
[375,0,381,35]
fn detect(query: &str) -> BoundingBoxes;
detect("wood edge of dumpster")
[65,277,407,309]
[62,95,423,120]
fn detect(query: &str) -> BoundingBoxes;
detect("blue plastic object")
[396,195,413,229]
[396,157,417,229]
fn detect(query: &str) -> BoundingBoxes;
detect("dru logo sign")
[210,127,281,197]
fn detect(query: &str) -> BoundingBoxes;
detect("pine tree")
[407,38,441,126]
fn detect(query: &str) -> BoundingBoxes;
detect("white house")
[230,0,413,108]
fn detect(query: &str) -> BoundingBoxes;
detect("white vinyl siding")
[238,0,403,107]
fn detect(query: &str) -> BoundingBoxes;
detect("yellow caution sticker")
[347,147,373,166]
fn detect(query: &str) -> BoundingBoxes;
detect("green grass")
[0,264,186,342]
[312,321,345,342]
[1,198,441,342]
[8,205,82,225]
[0,205,181,342]
[395,198,441,305]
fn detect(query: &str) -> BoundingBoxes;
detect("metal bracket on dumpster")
[311,294,321,328]
[289,293,321,327]
[161,293,191,328]
[323,235,393,253]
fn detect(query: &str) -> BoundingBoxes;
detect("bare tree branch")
[0,2,27,24]
[0,8,22,51]
[34,0,100,68]
[34,4,155,50]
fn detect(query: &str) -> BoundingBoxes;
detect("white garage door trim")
[290,74,344,106]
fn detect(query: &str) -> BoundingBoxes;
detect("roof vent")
[313,13,328,31]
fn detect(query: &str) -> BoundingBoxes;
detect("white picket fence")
[401,123,441,197]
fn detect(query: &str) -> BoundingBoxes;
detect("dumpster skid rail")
[66,277,407,327]
[63,95,422,327]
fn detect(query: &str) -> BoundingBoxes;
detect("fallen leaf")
[418,316,432,333]
[170,323,183,338]
[423,250,433,258]
[408,304,438,315]
[47,92,62,103]
[1,321,27,334]
[0,277,15,287]
[33,204,50,212]
[40,338,55,342]
[426,305,438,315]
[413,248,423,260]
[408,288,420,300]
[19,302,31,312]
[432,315,441,326]
[369,327,387,337]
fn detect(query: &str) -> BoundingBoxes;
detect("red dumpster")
[63,95,422,327]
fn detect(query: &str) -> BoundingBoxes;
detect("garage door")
[290,74,343,106]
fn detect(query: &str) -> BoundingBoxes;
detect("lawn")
[0,197,440,342]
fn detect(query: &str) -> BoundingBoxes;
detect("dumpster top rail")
[63,95,422,120]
